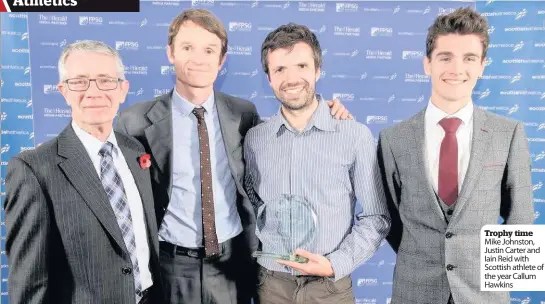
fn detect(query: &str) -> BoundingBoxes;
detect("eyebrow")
[73,73,114,78]
[272,61,310,70]
[435,51,480,58]
[178,41,220,48]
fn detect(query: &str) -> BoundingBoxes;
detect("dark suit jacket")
[116,90,261,254]
[4,124,162,304]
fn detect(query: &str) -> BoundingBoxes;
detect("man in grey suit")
[116,8,350,304]
[4,40,162,304]
[378,7,534,304]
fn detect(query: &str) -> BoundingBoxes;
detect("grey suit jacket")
[4,124,162,304]
[378,107,534,304]
[116,90,260,253]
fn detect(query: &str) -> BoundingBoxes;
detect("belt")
[160,234,243,260]
[160,242,206,258]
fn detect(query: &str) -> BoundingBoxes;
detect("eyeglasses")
[64,77,123,92]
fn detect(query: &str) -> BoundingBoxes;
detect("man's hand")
[327,99,354,120]
[277,249,334,277]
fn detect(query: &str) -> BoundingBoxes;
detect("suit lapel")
[116,133,159,250]
[215,91,243,181]
[451,108,491,220]
[57,125,127,251]
[410,110,446,220]
[145,92,174,200]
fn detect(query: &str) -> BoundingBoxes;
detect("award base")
[252,251,309,263]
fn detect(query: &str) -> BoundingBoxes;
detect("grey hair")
[57,40,125,82]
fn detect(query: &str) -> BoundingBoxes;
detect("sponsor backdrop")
[1,1,544,303]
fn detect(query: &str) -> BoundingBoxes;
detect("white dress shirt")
[72,121,153,290]
[424,101,474,194]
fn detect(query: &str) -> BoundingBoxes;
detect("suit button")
[122,267,132,275]
[447,210,453,215]
[446,264,455,271]
[446,232,453,238]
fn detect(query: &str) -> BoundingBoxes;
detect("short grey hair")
[57,40,125,82]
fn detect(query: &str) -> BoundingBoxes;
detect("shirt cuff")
[326,250,352,282]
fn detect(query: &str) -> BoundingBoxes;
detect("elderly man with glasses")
[4,40,163,304]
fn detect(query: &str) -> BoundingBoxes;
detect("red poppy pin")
[139,154,151,169]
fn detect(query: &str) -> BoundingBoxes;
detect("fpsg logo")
[332,93,354,101]
[366,116,388,124]
[24,67,31,75]
[191,0,214,6]
[370,27,393,37]
[357,278,378,286]
[218,68,227,76]
[115,41,139,51]
[402,51,424,60]
[484,57,493,66]
[336,3,358,13]
[537,123,545,131]
[43,85,60,94]
[228,22,252,32]
[1,113,7,121]
[79,16,103,25]
[21,32,29,40]
[160,66,175,75]
[534,182,543,191]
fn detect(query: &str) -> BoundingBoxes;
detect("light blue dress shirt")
[158,90,242,248]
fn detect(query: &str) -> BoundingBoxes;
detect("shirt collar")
[269,94,337,134]
[71,120,119,157]
[171,88,215,117]
[425,99,474,127]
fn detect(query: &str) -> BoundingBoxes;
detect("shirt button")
[446,232,453,239]
[121,267,132,275]
[446,264,455,271]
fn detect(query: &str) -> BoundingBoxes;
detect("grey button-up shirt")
[244,98,390,281]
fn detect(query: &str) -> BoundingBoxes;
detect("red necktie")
[438,117,462,206]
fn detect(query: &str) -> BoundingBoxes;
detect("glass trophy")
[252,194,317,263]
